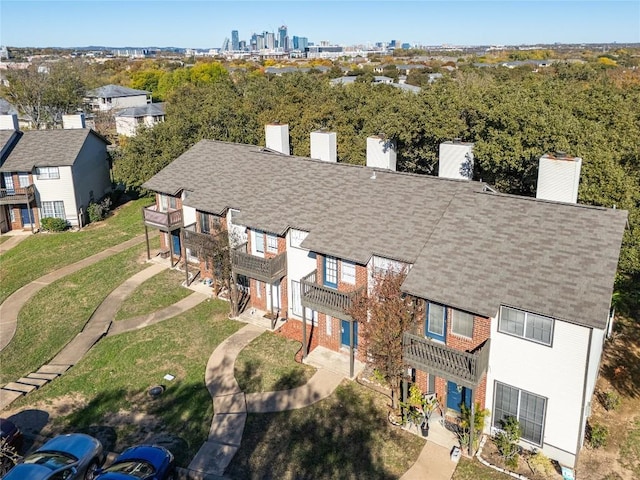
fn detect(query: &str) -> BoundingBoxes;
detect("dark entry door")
[447,381,471,412]
[341,320,358,348]
[20,207,31,226]
[171,230,181,255]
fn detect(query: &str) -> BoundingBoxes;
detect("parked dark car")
[0,418,23,476]
[95,445,175,480]
[2,433,103,480]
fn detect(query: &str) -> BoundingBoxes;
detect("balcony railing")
[182,224,219,254]
[142,205,183,231]
[300,269,364,321]
[231,243,287,283]
[0,184,35,205]
[403,332,491,389]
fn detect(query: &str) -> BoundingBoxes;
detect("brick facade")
[4,172,38,231]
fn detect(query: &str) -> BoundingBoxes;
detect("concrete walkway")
[0,232,30,254]
[400,441,458,480]
[0,235,146,352]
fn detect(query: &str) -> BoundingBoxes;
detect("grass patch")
[226,381,425,479]
[453,457,511,479]
[13,300,241,467]
[115,268,191,321]
[234,332,316,393]
[0,236,10,244]
[0,197,151,304]
[0,242,150,384]
[620,417,640,476]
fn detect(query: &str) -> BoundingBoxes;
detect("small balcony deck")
[300,269,364,321]
[403,332,491,389]
[142,205,183,231]
[0,185,35,205]
[231,243,287,283]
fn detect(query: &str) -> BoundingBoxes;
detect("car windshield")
[23,451,76,470]
[104,460,155,478]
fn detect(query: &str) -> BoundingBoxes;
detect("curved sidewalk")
[0,235,146,352]
[187,324,343,478]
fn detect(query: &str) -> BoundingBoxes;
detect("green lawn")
[0,242,152,384]
[453,457,511,480]
[0,196,152,304]
[234,332,316,393]
[12,300,242,467]
[0,235,10,244]
[115,268,191,321]
[227,381,425,479]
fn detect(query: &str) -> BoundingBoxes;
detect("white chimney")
[0,114,19,131]
[438,139,474,180]
[62,113,86,129]
[310,130,337,162]
[366,135,396,171]
[536,152,582,203]
[265,123,290,155]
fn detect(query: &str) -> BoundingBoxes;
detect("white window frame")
[499,306,554,346]
[266,234,278,253]
[493,381,547,446]
[451,309,474,338]
[291,279,303,317]
[341,260,356,285]
[3,173,14,192]
[289,229,308,248]
[324,256,338,287]
[253,230,265,255]
[36,167,59,180]
[18,172,30,187]
[41,200,65,220]
[426,302,446,339]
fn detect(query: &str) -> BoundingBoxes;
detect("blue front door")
[171,230,181,255]
[341,320,358,348]
[20,207,31,226]
[447,381,472,412]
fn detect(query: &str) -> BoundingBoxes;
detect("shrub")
[460,402,489,451]
[87,196,113,223]
[589,423,608,448]
[528,450,554,476]
[601,390,621,411]
[40,216,68,232]
[494,416,521,466]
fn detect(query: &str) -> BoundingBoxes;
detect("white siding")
[96,94,149,111]
[536,155,582,203]
[486,313,591,467]
[182,204,196,226]
[438,142,474,180]
[285,229,316,320]
[34,166,78,226]
[71,134,112,224]
[582,328,605,448]
[226,209,247,248]
[115,117,137,137]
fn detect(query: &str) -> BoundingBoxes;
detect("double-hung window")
[426,302,446,342]
[499,306,553,346]
[37,167,59,180]
[18,173,30,187]
[41,201,66,220]
[199,212,211,234]
[451,309,474,338]
[341,261,356,285]
[266,234,278,253]
[493,382,547,446]
[254,230,265,254]
[324,256,338,288]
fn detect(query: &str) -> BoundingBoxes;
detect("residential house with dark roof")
[85,84,151,112]
[141,124,627,470]
[115,102,166,137]
[0,114,111,232]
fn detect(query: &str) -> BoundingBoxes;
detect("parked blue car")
[2,433,104,480]
[94,445,175,480]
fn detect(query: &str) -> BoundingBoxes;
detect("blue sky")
[1,1,638,48]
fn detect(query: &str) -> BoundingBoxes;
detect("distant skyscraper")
[293,36,308,51]
[265,31,275,50]
[231,30,239,51]
[278,25,287,50]
[221,37,230,51]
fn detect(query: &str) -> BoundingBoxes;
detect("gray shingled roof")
[115,103,166,118]
[86,84,150,98]
[143,139,627,330]
[0,129,108,172]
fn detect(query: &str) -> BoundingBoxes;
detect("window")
[18,173,30,187]
[37,167,60,180]
[426,302,446,341]
[199,212,210,234]
[229,209,240,226]
[3,173,14,193]
[499,306,553,346]
[290,229,308,248]
[341,261,356,285]
[324,256,338,287]
[168,196,177,209]
[266,234,278,253]
[291,280,302,317]
[493,382,547,446]
[254,230,264,254]
[41,201,65,220]
[451,309,474,338]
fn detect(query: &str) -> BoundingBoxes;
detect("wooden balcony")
[0,184,35,205]
[300,269,364,321]
[231,243,287,283]
[182,225,218,253]
[403,332,491,389]
[142,205,183,231]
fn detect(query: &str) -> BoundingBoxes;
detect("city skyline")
[1,1,639,49]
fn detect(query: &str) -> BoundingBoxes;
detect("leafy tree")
[347,268,422,408]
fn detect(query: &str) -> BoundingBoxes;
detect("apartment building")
[141,124,627,469]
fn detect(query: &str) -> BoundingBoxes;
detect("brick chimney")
[310,130,337,162]
[265,123,290,155]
